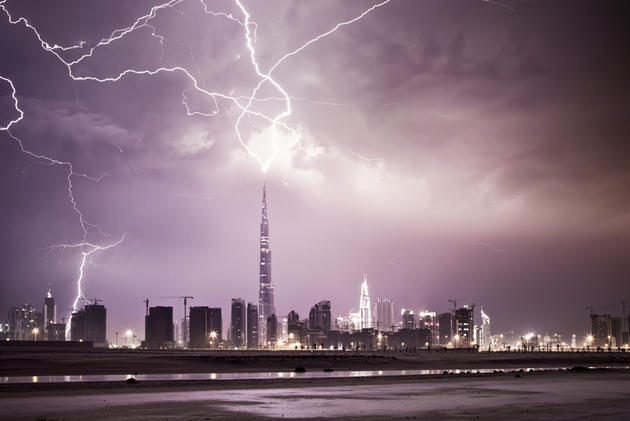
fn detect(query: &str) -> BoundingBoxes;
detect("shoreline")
[1,366,628,397]
[3,349,630,376]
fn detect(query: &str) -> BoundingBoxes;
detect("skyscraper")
[591,313,612,347]
[266,314,278,345]
[144,306,174,349]
[401,309,415,330]
[309,300,332,334]
[70,302,107,346]
[231,298,246,348]
[437,312,453,345]
[247,303,259,349]
[419,311,439,344]
[375,298,394,332]
[480,307,491,349]
[454,306,474,347]
[189,306,210,349]
[359,274,371,330]
[43,289,56,334]
[189,306,222,348]
[258,183,275,343]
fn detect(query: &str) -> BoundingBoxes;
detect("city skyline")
[1,1,629,343]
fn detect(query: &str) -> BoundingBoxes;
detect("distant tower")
[258,182,275,343]
[480,307,491,349]
[44,288,56,333]
[359,274,371,330]
[375,298,394,332]
[247,303,259,349]
[231,298,246,348]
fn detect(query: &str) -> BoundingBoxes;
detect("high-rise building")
[438,312,453,345]
[401,309,415,330]
[454,306,474,347]
[144,306,174,349]
[359,274,371,330]
[281,317,288,341]
[258,183,275,344]
[480,308,491,349]
[267,314,278,345]
[71,302,107,346]
[47,323,66,341]
[247,303,259,349]
[8,304,42,340]
[418,311,439,344]
[287,310,301,342]
[309,300,332,334]
[375,298,394,332]
[43,289,56,334]
[591,313,612,347]
[231,298,246,348]
[189,306,222,348]
[611,316,622,347]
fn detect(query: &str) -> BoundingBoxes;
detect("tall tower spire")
[359,273,371,330]
[258,182,275,342]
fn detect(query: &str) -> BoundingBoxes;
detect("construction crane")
[585,305,613,316]
[448,299,457,314]
[160,296,194,347]
[448,299,476,313]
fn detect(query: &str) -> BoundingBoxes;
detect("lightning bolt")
[1,0,391,337]
[1,74,124,338]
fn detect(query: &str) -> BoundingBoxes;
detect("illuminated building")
[480,307,491,349]
[438,312,453,345]
[281,317,288,341]
[309,300,332,334]
[231,298,246,348]
[375,298,394,332]
[287,310,302,342]
[521,332,540,349]
[454,306,474,347]
[144,306,174,349]
[258,183,275,343]
[419,311,438,344]
[247,303,259,349]
[189,306,221,348]
[43,289,56,334]
[359,274,371,329]
[401,309,415,330]
[7,303,42,340]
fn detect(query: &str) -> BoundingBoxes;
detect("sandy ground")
[2,349,629,376]
[1,370,630,420]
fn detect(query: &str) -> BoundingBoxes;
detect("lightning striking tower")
[258,182,275,343]
[1,0,391,338]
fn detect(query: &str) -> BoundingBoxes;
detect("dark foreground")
[1,369,630,420]
[2,348,630,376]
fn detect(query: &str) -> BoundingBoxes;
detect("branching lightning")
[0,0,390,335]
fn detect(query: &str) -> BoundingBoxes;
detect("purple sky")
[1,0,629,340]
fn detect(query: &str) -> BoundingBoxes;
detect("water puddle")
[0,367,591,384]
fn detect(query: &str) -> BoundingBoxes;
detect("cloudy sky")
[1,0,629,340]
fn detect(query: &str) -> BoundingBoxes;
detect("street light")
[32,328,40,341]
[209,331,217,348]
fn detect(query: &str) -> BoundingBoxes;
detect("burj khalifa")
[258,182,275,343]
